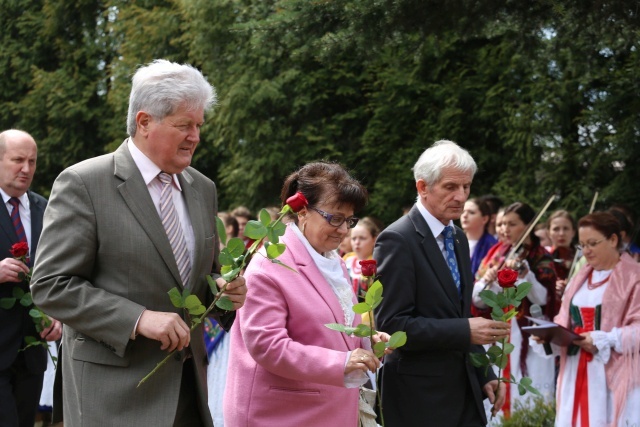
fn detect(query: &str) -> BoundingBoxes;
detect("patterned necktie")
[158,173,191,286]
[9,197,28,244]
[442,225,461,298]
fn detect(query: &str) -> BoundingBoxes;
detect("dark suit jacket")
[374,206,493,427]
[0,191,47,373]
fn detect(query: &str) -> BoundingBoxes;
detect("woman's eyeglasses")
[575,238,606,251]
[309,207,359,229]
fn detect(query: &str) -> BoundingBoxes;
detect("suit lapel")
[28,191,45,260]
[0,200,16,244]
[113,142,184,288]
[409,207,462,315]
[283,229,357,349]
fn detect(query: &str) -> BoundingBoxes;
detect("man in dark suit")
[31,60,246,426]
[374,140,510,427]
[0,129,62,427]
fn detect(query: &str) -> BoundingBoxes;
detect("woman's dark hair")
[280,161,368,222]
[503,202,539,246]
[579,212,622,250]
[467,197,493,232]
[218,211,239,238]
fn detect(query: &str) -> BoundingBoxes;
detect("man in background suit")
[0,129,62,427]
[31,60,246,426]
[374,140,510,427]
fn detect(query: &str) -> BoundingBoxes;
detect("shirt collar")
[127,138,182,191]
[415,200,455,239]
[0,188,29,209]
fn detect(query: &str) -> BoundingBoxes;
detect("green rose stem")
[138,202,301,387]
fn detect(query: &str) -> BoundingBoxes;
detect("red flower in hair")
[285,192,308,213]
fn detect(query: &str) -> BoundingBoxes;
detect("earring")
[301,222,306,234]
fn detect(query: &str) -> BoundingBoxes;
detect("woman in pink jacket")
[224,162,390,427]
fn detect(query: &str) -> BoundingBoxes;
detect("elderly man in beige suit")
[31,59,246,426]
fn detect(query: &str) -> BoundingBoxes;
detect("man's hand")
[40,318,63,341]
[483,379,506,417]
[136,310,191,352]
[469,317,510,345]
[0,258,29,283]
[216,276,247,310]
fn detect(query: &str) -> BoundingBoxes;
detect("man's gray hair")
[412,140,477,185]
[127,59,217,136]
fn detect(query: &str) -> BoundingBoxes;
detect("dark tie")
[442,225,461,297]
[158,172,191,286]
[9,197,27,244]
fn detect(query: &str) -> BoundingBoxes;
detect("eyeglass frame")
[308,207,360,229]
[575,238,606,251]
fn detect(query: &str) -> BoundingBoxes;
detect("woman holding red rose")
[224,162,391,427]
[472,202,557,420]
[532,212,640,426]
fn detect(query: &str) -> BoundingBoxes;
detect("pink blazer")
[224,225,365,427]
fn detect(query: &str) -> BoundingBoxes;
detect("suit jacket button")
[174,352,182,362]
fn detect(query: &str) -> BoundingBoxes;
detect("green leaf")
[487,345,502,358]
[503,342,515,355]
[352,302,371,314]
[259,208,271,226]
[469,352,490,368]
[184,294,203,311]
[0,297,17,309]
[168,288,184,308]
[518,376,541,396]
[491,305,504,320]
[12,287,25,299]
[206,275,219,294]
[243,220,267,240]
[353,323,372,337]
[515,282,533,301]
[219,247,235,266]
[226,238,246,258]
[478,290,500,309]
[221,267,241,283]
[266,243,286,259]
[388,331,407,348]
[518,383,526,396]
[267,221,286,243]
[496,355,508,369]
[216,216,227,246]
[29,308,43,319]
[373,341,386,358]
[19,292,33,307]
[325,323,348,333]
[365,280,383,306]
[24,336,39,344]
[215,296,234,311]
[188,305,206,316]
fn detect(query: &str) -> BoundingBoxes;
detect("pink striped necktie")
[158,173,191,286]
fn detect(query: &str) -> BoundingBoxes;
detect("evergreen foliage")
[0,0,638,230]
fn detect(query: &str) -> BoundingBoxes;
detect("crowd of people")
[1,58,639,427]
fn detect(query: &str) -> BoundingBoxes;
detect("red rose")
[10,242,29,259]
[497,268,518,288]
[359,259,377,278]
[285,192,308,213]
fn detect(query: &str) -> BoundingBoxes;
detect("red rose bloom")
[497,268,518,288]
[359,259,377,277]
[285,192,308,213]
[10,242,29,259]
